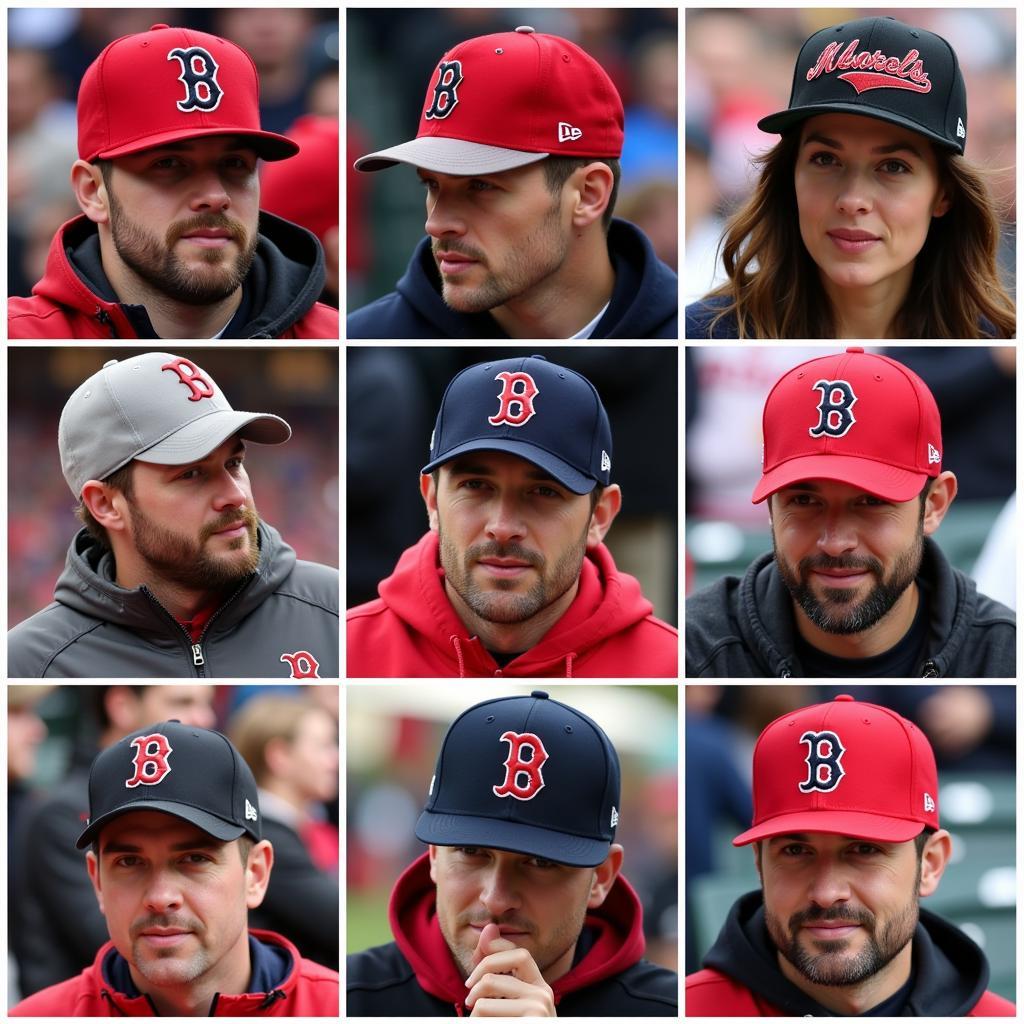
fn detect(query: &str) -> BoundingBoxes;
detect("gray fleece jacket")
[8,522,338,678]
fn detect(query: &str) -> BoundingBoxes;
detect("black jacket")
[685,539,1015,678]
[687,890,1014,1016]
[346,218,678,339]
[8,522,339,678]
[346,853,677,1016]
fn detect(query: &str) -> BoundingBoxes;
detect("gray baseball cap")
[59,352,292,498]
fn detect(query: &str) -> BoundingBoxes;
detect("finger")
[469,923,517,971]
[470,996,554,1018]
[464,947,544,990]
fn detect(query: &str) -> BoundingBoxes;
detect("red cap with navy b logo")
[421,355,613,495]
[76,721,262,849]
[733,695,940,847]
[354,26,623,175]
[77,23,298,162]
[415,691,621,867]
[752,347,942,504]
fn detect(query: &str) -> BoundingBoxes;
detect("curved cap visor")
[416,810,610,868]
[136,411,291,466]
[733,809,927,847]
[421,438,596,495]
[354,136,548,175]
[752,454,928,504]
[94,126,298,162]
[76,800,247,849]
[757,104,961,152]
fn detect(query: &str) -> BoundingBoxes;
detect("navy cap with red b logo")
[76,721,261,849]
[415,691,621,867]
[421,355,613,495]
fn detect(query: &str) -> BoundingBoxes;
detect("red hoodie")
[346,532,678,677]
[8,215,339,339]
[10,929,338,1017]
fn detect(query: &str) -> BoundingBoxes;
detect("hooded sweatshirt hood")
[388,851,646,1014]
[346,531,677,677]
[690,889,1010,1017]
[9,212,338,339]
[346,218,677,339]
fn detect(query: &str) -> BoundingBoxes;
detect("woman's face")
[794,113,950,294]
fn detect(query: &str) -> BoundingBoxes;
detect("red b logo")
[280,651,321,679]
[489,372,539,427]
[161,357,215,402]
[493,731,548,801]
[126,734,174,788]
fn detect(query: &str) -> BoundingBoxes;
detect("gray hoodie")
[8,522,338,678]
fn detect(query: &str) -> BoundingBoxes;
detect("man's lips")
[180,228,236,248]
[811,567,871,587]
[802,922,862,940]
[468,924,530,937]
[138,928,192,946]
[477,557,533,578]
[827,228,881,254]
[211,521,247,538]
[435,250,479,275]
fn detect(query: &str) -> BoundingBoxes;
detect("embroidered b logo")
[799,730,845,793]
[489,371,539,427]
[126,733,174,788]
[493,731,548,801]
[280,651,321,679]
[424,60,462,120]
[161,357,215,402]
[809,379,858,438]
[168,47,223,112]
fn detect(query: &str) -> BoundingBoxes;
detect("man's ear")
[570,161,615,232]
[586,484,622,549]
[922,471,957,537]
[587,843,624,909]
[86,849,105,914]
[918,829,952,897]
[244,840,274,909]
[71,159,111,225]
[81,479,129,536]
[428,844,440,884]
[420,472,439,532]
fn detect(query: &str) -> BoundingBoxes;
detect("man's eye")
[114,855,142,867]
[469,180,493,191]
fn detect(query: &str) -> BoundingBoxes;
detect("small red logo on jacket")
[126,733,173,788]
[493,731,549,800]
[280,651,321,679]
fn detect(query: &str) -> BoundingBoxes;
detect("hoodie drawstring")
[100,990,127,1016]
[450,635,466,677]
[258,989,287,1011]
[565,652,576,677]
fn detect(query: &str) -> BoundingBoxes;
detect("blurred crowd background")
[347,683,678,972]
[8,347,339,629]
[685,684,1016,1001]
[8,7,340,306]
[8,684,339,1008]
[347,8,677,313]
[347,346,678,625]
[685,345,1015,606]
[685,7,1016,306]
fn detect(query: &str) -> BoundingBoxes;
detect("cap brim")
[415,810,610,868]
[93,127,299,162]
[76,801,247,849]
[733,810,927,847]
[757,104,963,153]
[135,411,291,467]
[421,439,596,495]
[752,455,928,504]
[354,136,548,175]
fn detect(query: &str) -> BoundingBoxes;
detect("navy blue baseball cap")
[421,355,613,495]
[76,721,261,849]
[758,16,967,155]
[415,690,621,868]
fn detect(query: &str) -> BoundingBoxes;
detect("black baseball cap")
[76,721,261,849]
[758,16,967,155]
[415,690,621,868]
[421,355,613,495]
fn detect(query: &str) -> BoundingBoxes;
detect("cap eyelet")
[564,725,574,734]
[495,47,503,54]
[874,374,882,381]
[796,371,804,379]
[485,714,495,723]
[561,54,570,63]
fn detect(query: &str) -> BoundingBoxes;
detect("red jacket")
[686,967,1015,1017]
[10,929,339,1016]
[346,531,678,677]
[8,214,338,339]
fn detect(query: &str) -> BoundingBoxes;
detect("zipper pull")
[192,644,205,666]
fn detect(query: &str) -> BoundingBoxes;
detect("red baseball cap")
[77,24,298,162]
[733,695,940,847]
[752,347,943,504]
[354,26,623,175]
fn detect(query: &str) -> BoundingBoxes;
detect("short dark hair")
[542,156,621,233]
[94,158,113,192]
[76,463,135,550]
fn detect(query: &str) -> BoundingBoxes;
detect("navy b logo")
[167,47,223,112]
[424,60,462,120]
[809,379,857,438]
[799,730,846,793]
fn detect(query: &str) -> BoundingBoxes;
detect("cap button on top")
[149,23,170,30]
[515,25,536,33]
[835,694,855,702]
[531,690,549,700]
[845,346,865,354]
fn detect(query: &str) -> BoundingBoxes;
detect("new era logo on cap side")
[245,798,259,821]
[809,379,858,438]
[924,792,936,813]
[956,117,966,139]
[489,371,539,427]
[928,443,941,464]
[558,121,582,142]
[493,731,548,801]
[807,39,932,94]
[126,733,173,788]
[799,730,846,793]
[167,47,223,112]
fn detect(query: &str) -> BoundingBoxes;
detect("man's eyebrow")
[101,837,225,854]
[802,132,923,159]
[779,481,820,492]
[445,459,560,484]
[144,138,256,154]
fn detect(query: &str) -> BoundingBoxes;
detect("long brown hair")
[705,133,1016,338]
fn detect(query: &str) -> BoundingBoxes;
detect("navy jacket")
[347,219,677,339]
[685,295,739,339]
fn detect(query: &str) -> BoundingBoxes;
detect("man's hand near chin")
[464,923,557,1017]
